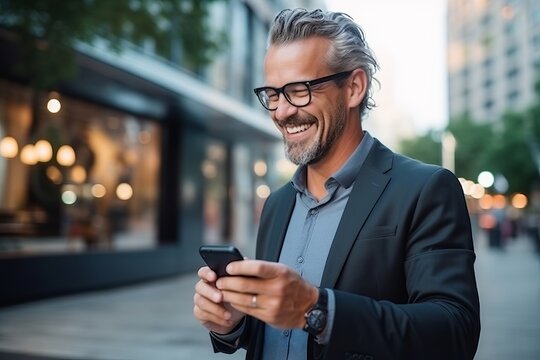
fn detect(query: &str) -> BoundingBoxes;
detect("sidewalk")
[0,274,245,360]
[0,235,539,360]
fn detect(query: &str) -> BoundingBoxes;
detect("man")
[194,8,480,360]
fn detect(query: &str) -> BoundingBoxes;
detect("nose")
[273,93,298,121]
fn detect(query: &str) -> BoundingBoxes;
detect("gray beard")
[283,103,346,166]
[284,137,321,166]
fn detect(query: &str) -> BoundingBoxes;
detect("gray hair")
[268,8,379,117]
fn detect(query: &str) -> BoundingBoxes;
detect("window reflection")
[0,80,161,254]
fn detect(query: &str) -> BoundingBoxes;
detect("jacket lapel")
[264,184,296,262]
[320,140,393,288]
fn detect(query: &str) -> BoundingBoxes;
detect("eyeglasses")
[253,70,353,111]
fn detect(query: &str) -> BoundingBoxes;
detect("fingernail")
[224,311,231,320]
[216,279,222,289]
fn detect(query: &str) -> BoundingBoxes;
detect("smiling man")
[193,8,480,360]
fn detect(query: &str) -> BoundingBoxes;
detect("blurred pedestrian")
[194,8,480,360]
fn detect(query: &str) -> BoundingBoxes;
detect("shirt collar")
[291,131,375,192]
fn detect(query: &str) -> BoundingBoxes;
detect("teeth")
[286,124,311,134]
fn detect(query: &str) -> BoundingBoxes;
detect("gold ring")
[251,295,257,308]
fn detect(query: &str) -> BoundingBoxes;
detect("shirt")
[261,131,375,359]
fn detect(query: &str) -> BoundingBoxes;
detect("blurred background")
[0,0,539,359]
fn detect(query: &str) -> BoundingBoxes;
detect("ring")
[251,295,257,308]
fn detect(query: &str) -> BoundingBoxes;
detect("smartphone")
[199,245,244,277]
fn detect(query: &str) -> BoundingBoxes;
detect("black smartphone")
[199,245,244,277]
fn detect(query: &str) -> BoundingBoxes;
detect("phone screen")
[199,245,244,277]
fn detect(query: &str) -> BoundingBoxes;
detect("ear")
[347,69,368,110]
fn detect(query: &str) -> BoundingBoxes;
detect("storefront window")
[0,80,161,255]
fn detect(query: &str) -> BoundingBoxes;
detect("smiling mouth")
[285,123,313,134]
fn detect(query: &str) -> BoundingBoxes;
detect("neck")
[306,128,363,201]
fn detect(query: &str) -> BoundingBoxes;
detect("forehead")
[263,37,332,86]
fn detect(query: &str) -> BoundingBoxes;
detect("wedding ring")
[251,294,258,308]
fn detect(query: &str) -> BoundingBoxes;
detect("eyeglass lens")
[259,82,311,110]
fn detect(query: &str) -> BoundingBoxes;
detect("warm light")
[91,184,106,198]
[207,145,225,161]
[461,180,475,196]
[61,190,77,205]
[34,140,53,162]
[57,145,76,166]
[493,194,506,209]
[70,165,87,183]
[46,166,63,184]
[202,160,217,179]
[0,136,18,158]
[254,160,267,177]
[20,144,38,165]
[477,171,494,188]
[256,184,271,199]
[116,182,133,200]
[479,194,493,210]
[470,184,485,199]
[47,98,61,113]
[511,193,528,209]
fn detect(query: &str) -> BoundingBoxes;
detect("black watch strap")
[303,288,328,336]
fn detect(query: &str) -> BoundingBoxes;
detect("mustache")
[277,114,317,127]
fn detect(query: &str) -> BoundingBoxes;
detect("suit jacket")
[212,139,480,360]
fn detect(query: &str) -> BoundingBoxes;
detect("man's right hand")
[193,266,246,334]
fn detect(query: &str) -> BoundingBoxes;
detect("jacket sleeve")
[317,168,480,360]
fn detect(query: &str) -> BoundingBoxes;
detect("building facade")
[447,0,540,122]
[0,0,323,305]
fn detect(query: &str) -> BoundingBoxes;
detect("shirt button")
[297,256,304,263]
[283,330,290,337]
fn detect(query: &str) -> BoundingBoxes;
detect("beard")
[283,101,347,166]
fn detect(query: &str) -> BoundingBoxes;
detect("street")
[0,234,539,360]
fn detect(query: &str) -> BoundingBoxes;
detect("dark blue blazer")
[214,139,480,360]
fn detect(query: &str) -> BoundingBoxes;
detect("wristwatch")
[303,287,328,336]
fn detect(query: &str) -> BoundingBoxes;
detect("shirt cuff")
[315,288,335,345]
[210,317,246,347]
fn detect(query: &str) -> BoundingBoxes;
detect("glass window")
[0,80,161,255]
[180,129,231,245]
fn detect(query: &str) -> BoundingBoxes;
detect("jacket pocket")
[359,225,397,240]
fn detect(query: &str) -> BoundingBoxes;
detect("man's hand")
[215,260,319,329]
[193,266,246,334]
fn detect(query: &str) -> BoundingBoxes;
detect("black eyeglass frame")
[253,70,353,111]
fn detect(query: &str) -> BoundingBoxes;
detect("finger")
[222,290,264,311]
[226,259,287,279]
[198,266,218,283]
[193,305,234,331]
[195,279,223,303]
[193,294,235,328]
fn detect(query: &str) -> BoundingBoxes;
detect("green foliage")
[485,111,538,194]
[399,79,540,196]
[400,131,441,166]
[446,114,493,181]
[0,0,225,88]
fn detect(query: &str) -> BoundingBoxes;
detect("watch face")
[308,309,327,332]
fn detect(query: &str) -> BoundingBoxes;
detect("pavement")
[0,234,539,360]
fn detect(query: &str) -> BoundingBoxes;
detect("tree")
[446,114,493,182]
[399,130,441,166]
[485,111,539,195]
[0,0,225,88]
[399,81,540,196]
